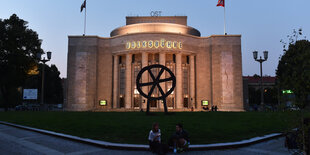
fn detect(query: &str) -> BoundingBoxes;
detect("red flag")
[217,0,225,7]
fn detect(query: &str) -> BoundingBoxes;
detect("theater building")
[66,16,244,111]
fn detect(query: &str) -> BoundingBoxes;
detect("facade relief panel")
[74,52,87,105]
[221,51,234,105]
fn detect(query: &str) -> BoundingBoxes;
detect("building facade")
[66,16,244,111]
[243,76,277,110]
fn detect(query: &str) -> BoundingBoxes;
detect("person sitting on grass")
[169,123,190,153]
[148,122,162,154]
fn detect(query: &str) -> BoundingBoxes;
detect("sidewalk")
[0,121,284,151]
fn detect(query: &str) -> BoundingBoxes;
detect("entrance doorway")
[150,100,157,107]
[119,97,124,108]
[183,97,189,108]
[167,96,174,108]
[134,95,140,108]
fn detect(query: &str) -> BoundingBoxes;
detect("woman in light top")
[148,122,162,154]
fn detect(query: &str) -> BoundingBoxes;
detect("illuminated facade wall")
[66,16,244,111]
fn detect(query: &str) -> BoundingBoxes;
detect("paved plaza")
[0,124,290,155]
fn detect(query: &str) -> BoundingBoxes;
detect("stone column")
[159,53,166,109]
[113,55,119,108]
[175,53,183,109]
[125,54,132,109]
[189,55,195,109]
[141,52,148,109]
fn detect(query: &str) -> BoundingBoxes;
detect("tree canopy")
[0,14,63,109]
[0,14,44,108]
[276,30,310,108]
[40,64,63,105]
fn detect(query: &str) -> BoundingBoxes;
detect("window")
[148,54,159,106]
[173,54,176,63]
[133,63,141,108]
[166,62,175,108]
[119,65,126,99]
[119,56,122,64]
[186,56,189,64]
[182,65,189,95]
[182,63,189,108]
[132,54,135,63]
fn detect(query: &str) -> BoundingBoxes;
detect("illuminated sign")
[202,100,208,106]
[99,100,107,106]
[282,90,293,94]
[126,39,182,50]
[23,89,38,100]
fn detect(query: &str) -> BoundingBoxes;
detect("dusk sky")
[1,0,309,78]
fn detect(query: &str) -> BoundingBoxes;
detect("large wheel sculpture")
[136,64,176,114]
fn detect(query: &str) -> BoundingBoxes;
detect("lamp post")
[253,50,268,108]
[36,51,52,108]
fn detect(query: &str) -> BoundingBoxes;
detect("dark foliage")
[276,33,310,109]
[0,14,63,109]
[0,14,43,109]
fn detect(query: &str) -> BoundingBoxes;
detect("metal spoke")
[157,68,165,80]
[157,83,165,97]
[140,82,154,87]
[148,69,156,81]
[148,83,156,96]
[159,77,174,83]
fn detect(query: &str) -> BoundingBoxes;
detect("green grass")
[0,111,305,144]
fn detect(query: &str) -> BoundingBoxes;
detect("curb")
[0,121,283,151]
[189,133,283,150]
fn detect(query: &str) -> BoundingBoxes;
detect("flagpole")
[83,0,86,36]
[224,5,226,35]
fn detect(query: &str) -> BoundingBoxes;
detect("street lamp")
[36,51,52,108]
[253,50,268,108]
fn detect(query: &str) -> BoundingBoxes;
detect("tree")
[43,64,63,104]
[0,14,43,110]
[23,64,64,105]
[276,29,310,109]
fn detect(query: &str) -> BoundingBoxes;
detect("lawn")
[0,111,304,144]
